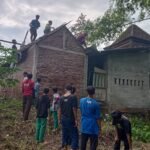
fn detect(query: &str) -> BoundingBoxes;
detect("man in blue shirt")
[29,15,40,42]
[80,86,101,150]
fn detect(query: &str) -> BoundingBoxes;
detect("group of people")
[21,71,132,150]
[29,15,54,42]
[29,15,88,48]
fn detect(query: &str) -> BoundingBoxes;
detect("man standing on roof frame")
[29,15,40,42]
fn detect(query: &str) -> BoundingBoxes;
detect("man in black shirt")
[111,111,132,150]
[59,85,78,150]
[35,88,50,143]
[71,85,79,150]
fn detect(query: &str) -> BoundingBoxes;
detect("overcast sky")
[0,0,109,46]
[0,0,150,49]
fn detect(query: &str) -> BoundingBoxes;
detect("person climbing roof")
[12,39,17,50]
[76,32,88,48]
[44,20,55,35]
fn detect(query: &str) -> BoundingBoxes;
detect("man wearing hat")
[29,15,40,42]
[111,111,132,150]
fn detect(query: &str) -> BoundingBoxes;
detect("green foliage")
[70,13,94,45]
[88,8,128,45]
[0,47,19,88]
[131,116,150,143]
[0,99,21,110]
[112,0,150,20]
[0,99,41,150]
[71,1,150,46]
[71,13,89,35]
[71,11,128,46]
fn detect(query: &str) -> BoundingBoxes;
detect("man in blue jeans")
[59,85,78,150]
[80,86,101,150]
[29,15,40,42]
[71,85,79,150]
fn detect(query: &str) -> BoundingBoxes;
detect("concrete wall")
[107,51,150,111]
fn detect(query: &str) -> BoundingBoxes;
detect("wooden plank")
[0,39,23,46]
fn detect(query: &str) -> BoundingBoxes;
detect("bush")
[131,117,150,143]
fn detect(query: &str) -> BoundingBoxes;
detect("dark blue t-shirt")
[80,97,101,135]
[30,19,40,29]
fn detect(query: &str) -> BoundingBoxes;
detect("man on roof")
[29,15,40,42]
[12,39,22,63]
[76,32,88,48]
[12,39,17,50]
[44,20,55,35]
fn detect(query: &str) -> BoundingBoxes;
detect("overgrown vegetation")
[71,0,150,46]
[0,99,41,150]
[0,47,19,88]
[131,116,150,143]
[0,99,150,150]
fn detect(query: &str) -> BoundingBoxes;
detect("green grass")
[101,113,150,143]
[131,116,150,143]
[0,99,21,110]
[0,99,43,150]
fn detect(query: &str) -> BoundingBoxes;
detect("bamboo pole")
[0,39,23,46]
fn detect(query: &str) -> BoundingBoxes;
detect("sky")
[0,0,150,49]
[0,0,109,47]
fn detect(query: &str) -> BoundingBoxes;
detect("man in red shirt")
[22,73,34,121]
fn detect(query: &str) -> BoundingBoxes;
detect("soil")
[0,100,150,150]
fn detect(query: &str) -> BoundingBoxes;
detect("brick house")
[15,24,87,97]
[87,24,150,112]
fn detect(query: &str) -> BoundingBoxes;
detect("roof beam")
[38,45,85,56]
[0,39,23,46]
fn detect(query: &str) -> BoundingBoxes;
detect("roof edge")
[101,47,150,55]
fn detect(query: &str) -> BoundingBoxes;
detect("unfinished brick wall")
[11,26,87,99]
[39,29,63,48]
[36,47,86,98]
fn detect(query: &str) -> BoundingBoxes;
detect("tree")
[0,46,19,88]
[112,0,150,20]
[71,13,94,45]
[71,0,150,46]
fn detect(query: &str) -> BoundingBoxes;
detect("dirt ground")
[0,100,150,150]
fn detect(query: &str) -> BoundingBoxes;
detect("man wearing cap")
[111,111,132,150]
[29,15,40,42]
